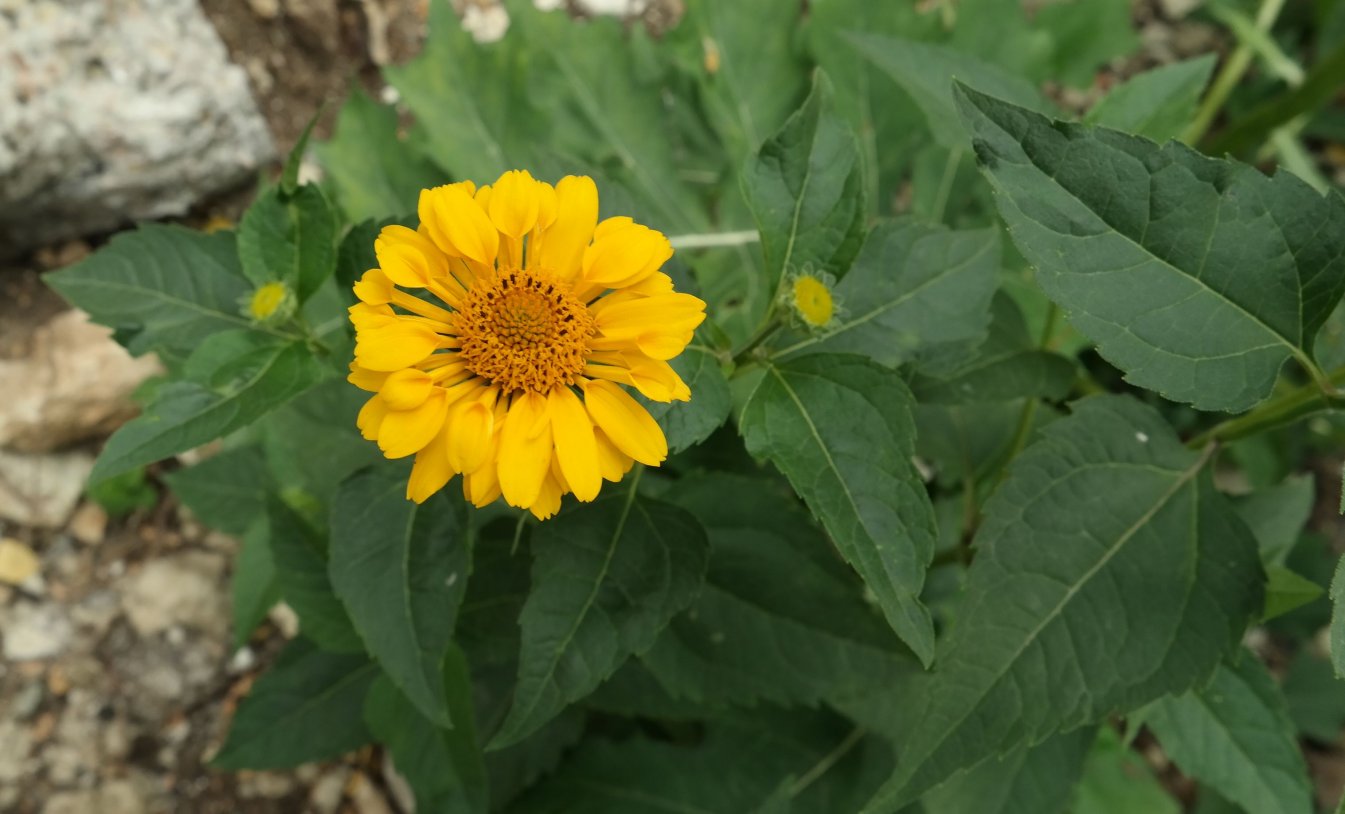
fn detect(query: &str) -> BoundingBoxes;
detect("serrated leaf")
[738,354,938,665]
[956,84,1345,412]
[317,87,446,222]
[490,489,709,748]
[45,225,252,359]
[238,185,339,303]
[364,647,487,814]
[1085,55,1218,142]
[1233,473,1316,563]
[512,710,889,814]
[849,33,1052,149]
[1263,565,1324,621]
[233,519,280,649]
[211,638,376,770]
[742,72,866,293]
[911,291,1076,404]
[646,473,917,707]
[164,445,273,536]
[774,221,999,369]
[921,729,1094,814]
[677,0,809,157]
[862,395,1264,812]
[91,333,326,483]
[330,465,468,727]
[637,344,731,453]
[267,497,364,653]
[1146,654,1313,814]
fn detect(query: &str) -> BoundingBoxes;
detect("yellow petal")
[348,361,389,393]
[548,386,601,502]
[380,368,434,411]
[354,322,440,371]
[446,393,496,475]
[407,423,453,503]
[376,225,445,288]
[378,389,449,459]
[627,271,674,296]
[581,222,672,289]
[354,268,395,305]
[536,180,558,231]
[498,392,554,508]
[357,394,388,441]
[635,330,697,361]
[419,183,499,266]
[583,380,666,466]
[593,426,634,482]
[625,357,691,403]
[463,464,502,508]
[529,472,564,520]
[539,176,598,279]
[488,170,541,239]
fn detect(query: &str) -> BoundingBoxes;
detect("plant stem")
[731,319,783,365]
[786,728,867,797]
[1187,366,1345,448]
[1183,0,1289,144]
[667,230,761,250]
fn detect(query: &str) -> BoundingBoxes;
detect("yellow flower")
[246,281,293,323]
[349,171,707,519]
[789,271,837,329]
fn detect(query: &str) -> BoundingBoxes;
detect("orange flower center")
[453,268,596,394]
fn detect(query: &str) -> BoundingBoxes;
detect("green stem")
[731,319,783,366]
[1187,366,1345,448]
[666,230,761,250]
[786,728,867,797]
[1183,0,1289,144]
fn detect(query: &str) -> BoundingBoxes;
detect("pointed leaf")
[1073,727,1180,814]
[1085,55,1217,142]
[1146,655,1313,814]
[211,638,376,770]
[637,344,731,454]
[45,225,251,358]
[164,445,273,537]
[921,729,1094,814]
[233,519,280,649]
[238,184,339,302]
[330,465,469,727]
[956,84,1345,412]
[267,498,364,653]
[742,72,866,293]
[491,490,709,748]
[862,396,1264,811]
[738,354,938,665]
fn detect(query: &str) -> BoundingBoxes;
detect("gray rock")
[119,552,229,638]
[0,0,274,255]
[0,721,31,784]
[2,602,74,661]
[0,449,95,528]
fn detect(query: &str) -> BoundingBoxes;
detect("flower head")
[787,270,839,330]
[349,171,706,519]
[245,281,294,324]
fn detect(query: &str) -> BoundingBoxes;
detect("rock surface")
[0,0,274,255]
[0,449,94,528]
[0,309,162,453]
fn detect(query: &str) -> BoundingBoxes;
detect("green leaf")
[211,638,376,770]
[849,33,1052,149]
[586,660,706,720]
[647,473,917,708]
[281,109,320,195]
[317,87,445,222]
[910,292,1076,404]
[921,729,1094,814]
[1263,564,1325,621]
[1282,651,1345,743]
[742,72,866,294]
[1085,55,1218,142]
[330,465,468,727]
[364,647,487,814]
[267,497,364,653]
[677,0,809,157]
[637,344,731,454]
[738,354,938,665]
[260,379,383,510]
[91,333,326,483]
[1206,40,1345,156]
[512,710,889,814]
[1145,654,1313,814]
[45,225,252,358]
[490,488,708,748]
[1072,727,1180,814]
[774,221,1000,369]
[233,519,280,649]
[1233,473,1316,563]
[1032,0,1138,89]
[238,185,339,302]
[862,395,1265,811]
[956,84,1345,412]
[384,0,527,181]
[164,445,273,536]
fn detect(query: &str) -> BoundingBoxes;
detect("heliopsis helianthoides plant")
[348,171,706,518]
[45,1,1345,809]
